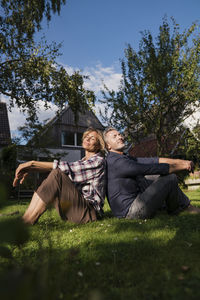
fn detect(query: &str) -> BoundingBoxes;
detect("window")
[61,132,83,147]
[77,132,83,146]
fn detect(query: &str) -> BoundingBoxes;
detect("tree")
[0,0,95,121]
[178,124,200,166]
[0,0,66,38]
[101,17,200,155]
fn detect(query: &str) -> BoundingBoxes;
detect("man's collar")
[107,150,127,156]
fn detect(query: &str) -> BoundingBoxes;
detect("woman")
[13,128,106,225]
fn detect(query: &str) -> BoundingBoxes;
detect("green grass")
[0,189,200,300]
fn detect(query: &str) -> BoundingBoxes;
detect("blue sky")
[6,0,200,135]
[43,0,200,69]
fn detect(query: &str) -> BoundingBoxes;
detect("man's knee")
[168,173,178,184]
[161,173,177,182]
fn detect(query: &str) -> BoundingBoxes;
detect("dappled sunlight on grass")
[0,191,200,300]
[144,228,177,243]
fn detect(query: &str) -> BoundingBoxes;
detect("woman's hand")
[13,161,32,187]
[13,160,53,187]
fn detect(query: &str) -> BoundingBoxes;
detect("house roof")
[27,105,105,147]
[45,105,105,131]
[0,102,11,147]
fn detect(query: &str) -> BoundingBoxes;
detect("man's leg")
[145,175,199,213]
[177,186,190,209]
[126,174,180,219]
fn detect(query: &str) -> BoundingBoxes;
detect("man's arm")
[13,161,53,187]
[159,158,194,173]
[110,155,169,177]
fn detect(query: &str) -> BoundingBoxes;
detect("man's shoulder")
[106,151,128,163]
[106,151,120,159]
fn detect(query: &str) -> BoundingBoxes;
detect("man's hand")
[188,161,195,173]
[183,160,195,173]
[159,157,195,173]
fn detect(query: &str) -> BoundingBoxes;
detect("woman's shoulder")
[92,152,106,160]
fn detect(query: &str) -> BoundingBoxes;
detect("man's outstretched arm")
[159,158,194,174]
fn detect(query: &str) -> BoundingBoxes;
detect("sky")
[4,0,200,138]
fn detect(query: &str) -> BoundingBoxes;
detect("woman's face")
[82,131,100,152]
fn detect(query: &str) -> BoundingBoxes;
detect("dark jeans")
[126,174,190,219]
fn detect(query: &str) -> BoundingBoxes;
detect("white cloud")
[63,62,122,96]
[83,64,122,95]
[2,96,57,139]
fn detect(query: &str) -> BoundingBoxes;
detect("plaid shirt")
[53,153,106,213]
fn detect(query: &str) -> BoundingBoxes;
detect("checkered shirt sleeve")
[53,153,106,212]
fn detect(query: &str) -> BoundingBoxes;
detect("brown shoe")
[184,204,200,214]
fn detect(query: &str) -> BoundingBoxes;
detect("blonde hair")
[82,127,106,155]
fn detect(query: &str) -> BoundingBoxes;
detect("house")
[0,102,11,150]
[18,105,105,163]
[129,131,186,158]
[129,135,158,157]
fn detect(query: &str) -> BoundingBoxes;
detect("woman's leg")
[22,192,47,224]
[23,169,96,225]
[22,169,60,225]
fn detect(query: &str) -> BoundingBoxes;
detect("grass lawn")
[0,189,200,300]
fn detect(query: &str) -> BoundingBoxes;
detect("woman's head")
[82,127,105,154]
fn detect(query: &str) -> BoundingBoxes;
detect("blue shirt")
[106,152,170,218]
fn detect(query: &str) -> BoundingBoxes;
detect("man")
[13,128,106,225]
[104,127,200,220]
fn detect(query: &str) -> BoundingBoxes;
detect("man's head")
[82,127,105,154]
[103,127,125,153]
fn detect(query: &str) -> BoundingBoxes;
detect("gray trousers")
[126,174,190,219]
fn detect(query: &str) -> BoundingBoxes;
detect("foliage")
[178,125,200,168]
[0,143,17,197]
[0,0,95,121]
[0,0,66,38]
[1,142,17,169]
[100,17,200,155]
[0,191,200,300]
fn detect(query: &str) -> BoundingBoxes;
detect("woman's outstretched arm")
[13,160,53,187]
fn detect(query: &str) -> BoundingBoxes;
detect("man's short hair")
[103,127,117,144]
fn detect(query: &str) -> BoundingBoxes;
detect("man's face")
[106,130,125,152]
[82,131,99,152]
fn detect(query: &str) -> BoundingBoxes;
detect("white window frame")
[61,132,82,147]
